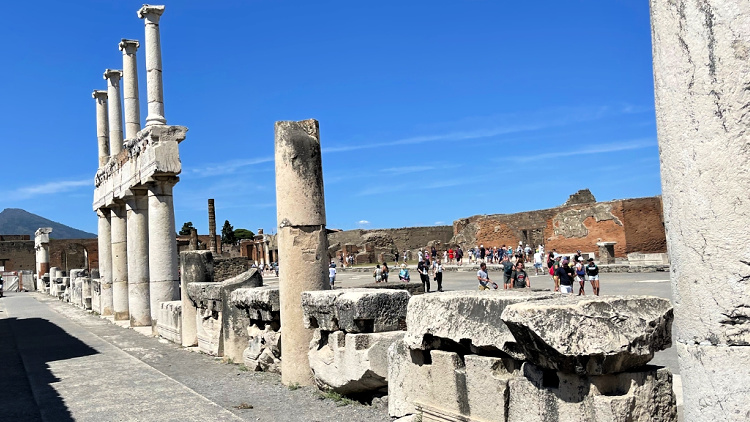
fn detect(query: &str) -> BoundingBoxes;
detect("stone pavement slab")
[0,292,390,422]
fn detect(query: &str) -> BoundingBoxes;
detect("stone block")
[243,323,281,373]
[91,279,101,314]
[388,339,521,419]
[501,295,673,374]
[302,288,410,333]
[677,343,750,422]
[70,279,83,308]
[507,362,676,422]
[81,277,92,310]
[309,330,404,394]
[229,286,280,323]
[157,301,182,344]
[403,290,555,357]
[196,307,221,356]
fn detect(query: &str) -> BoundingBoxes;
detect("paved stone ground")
[0,292,390,422]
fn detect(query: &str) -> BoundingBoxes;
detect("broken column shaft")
[103,69,124,155]
[208,198,217,254]
[275,119,330,386]
[137,4,167,126]
[651,1,750,420]
[92,90,109,167]
[119,39,141,139]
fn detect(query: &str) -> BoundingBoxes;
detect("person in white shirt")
[533,251,543,275]
[432,259,444,292]
[328,262,337,289]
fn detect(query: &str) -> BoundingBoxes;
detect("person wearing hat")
[575,256,586,295]
[585,257,600,295]
[329,262,337,289]
[554,257,575,294]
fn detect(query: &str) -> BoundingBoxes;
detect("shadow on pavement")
[0,315,98,421]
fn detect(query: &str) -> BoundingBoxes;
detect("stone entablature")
[93,124,187,210]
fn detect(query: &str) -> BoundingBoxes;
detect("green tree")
[179,221,195,236]
[234,228,255,240]
[221,220,236,244]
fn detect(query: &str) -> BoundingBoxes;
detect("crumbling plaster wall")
[328,226,454,256]
[0,240,36,271]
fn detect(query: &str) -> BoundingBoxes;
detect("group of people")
[476,249,601,295]
[413,246,464,267]
[469,242,543,265]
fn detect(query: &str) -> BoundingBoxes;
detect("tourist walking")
[511,261,530,289]
[329,262,337,289]
[575,257,586,295]
[533,250,543,275]
[381,262,389,282]
[554,257,575,294]
[373,265,382,282]
[432,258,444,292]
[418,259,430,292]
[456,246,463,265]
[502,255,514,289]
[586,257,600,295]
[477,262,496,290]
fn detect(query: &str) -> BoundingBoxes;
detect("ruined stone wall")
[49,239,99,273]
[0,235,31,241]
[214,257,249,282]
[621,197,665,254]
[328,226,453,256]
[452,196,666,257]
[0,241,36,271]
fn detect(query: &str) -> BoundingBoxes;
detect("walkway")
[0,292,389,422]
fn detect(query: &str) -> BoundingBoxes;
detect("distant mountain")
[0,208,96,239]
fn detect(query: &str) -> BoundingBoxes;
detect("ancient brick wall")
[0,241,36,271]
[621,197,666,254]
[49,239,99,273]
[452,196,666,257]
[214,257,250,282]
[328,226,453,257]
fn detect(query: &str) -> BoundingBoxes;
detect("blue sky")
[0,0,660,236]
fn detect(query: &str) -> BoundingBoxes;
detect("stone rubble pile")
[302,289,410,394]
[389,291,677,422]
[230,286,282,373]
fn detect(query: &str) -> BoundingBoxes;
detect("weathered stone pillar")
[97,209,114,316]
[189,227,198,250]
[103,69,124,155]
[137,4,167,126]
[179,250,214,347]
[118,39,141,140]
[92,90,109,167]
[148,178,179,326]
[275,119,330,386]
[596,241,616,265]
[110,202,129,321]
[208,198,217,254]
[34,228,52,281]
[651,1,750,420]
[125,190,150,327]
[263,241,270,267]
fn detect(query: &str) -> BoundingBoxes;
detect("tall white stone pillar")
[92,90,109,167]
[264,241,270,267]
[126,190,150,327]
[137,4,167,126]
[148,178,179,324]
[103,69,124,155]
[118,39,141,140]
[97,209,114,316]
[110,202,129,321]
[275,119,330,386]
[651,1,750,420]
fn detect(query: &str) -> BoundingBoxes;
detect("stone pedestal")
[137,4,167,126]
[596,241,616,264]
[275,119,329,386]
[179,250,213,347]
[651,1,750,420]
[110,203,129,320]
[126,191,150,327]
[148,178,179,326]
[97,209,114,316]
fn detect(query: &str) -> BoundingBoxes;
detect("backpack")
[549,265,555,276]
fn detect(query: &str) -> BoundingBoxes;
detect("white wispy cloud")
[515,139,657,163]
[9,179,91,200]
[186,156,274,178]
[434,221,445,225]
[357,220,370,226]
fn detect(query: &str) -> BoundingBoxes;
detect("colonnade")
[92,5,181,328]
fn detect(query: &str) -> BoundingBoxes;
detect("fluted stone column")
[126,190,150,327]
[148,178,179,325]
[119,39,141,140]
[208,198,217,254]
[97,209,114,316]
[103,69,124,155]
[651,1,750,420]
[275,119,330,386]
[137,4,167,126]
[110,202,129,321]
[92,90,109,167]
